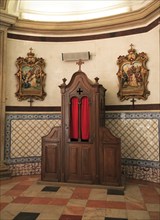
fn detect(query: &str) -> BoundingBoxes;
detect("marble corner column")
[0,12,17,177]
[0,26,9,174]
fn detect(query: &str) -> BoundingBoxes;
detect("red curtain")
[70,97,79,139]
[81,96,90,140]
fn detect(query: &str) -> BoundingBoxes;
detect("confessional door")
[65,142,96,184]
[63,95,97,184]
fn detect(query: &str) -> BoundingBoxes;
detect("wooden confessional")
[41,61,121,186]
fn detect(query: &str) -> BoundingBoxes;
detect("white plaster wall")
[6,25,159,106]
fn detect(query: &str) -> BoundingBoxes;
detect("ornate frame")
[15,48,46,102]
[116,44,150,101]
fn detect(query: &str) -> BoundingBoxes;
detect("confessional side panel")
[41,143,60,181]
[100,143,121,185]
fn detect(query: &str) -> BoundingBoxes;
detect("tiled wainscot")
[4,112,160,183]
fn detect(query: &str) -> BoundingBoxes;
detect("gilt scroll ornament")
[116,44,150,101]
[15,48,46,103]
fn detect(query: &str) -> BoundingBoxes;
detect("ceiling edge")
[1,0,159,35]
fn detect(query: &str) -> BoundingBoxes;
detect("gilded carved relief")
[116,44,150,101]
[15,48,46,104]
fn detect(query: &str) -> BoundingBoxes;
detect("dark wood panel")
[5,106,61,112]
[103,147,117,182]
[66,143,94,184]
[68,146,79,175]
[105,104,160,111]
[41,127,61,182]
[41,144,59,181]
[99,127,121,186]
[100,144,121,186]
[6,104,160,112]
[66,144,80,182]
[81,147,91,176]
[45,145,57,173]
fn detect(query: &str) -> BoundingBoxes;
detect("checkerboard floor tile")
[0,175,159,220]
[13,212,40,220]
[41,186,60,192]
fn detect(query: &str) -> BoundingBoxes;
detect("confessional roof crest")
[59,60,105,93]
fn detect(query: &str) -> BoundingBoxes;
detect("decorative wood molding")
[5,106,61,112]
[105,104,160,111]
[7,0,159,35]
[5,104,160,112]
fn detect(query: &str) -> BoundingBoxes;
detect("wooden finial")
[94,77,99,84]
[76,59,84,71]
[62,78,67,85]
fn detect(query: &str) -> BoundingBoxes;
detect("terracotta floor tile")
[49,198,69,205]
[18,180,36,186]
[126,201,146,210]
[139,185,159,197]
[0,175,159,220]
[71,192,90,200]
[71,187,91,200]
[0,202,8,211]
[11,184,30,191]
[4,189,23,196]
[59,214,82,220]
[106,201,126,209]
[149,211,160,220]
[155,187,160,195]
[142,194,160,203]
[30,197,53,204]
[87,200,107,208]
[12,196,34,204]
